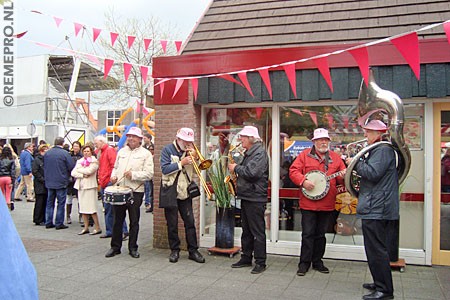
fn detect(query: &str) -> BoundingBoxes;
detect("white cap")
[311,128,330,141]
[176,127,195,142]
[362,120,388,131]
[126,127,143,138]
[237,126,260,139]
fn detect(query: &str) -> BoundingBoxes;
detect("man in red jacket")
[94,136,128,239]
[289,128,346,276]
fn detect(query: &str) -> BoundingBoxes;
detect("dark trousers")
[111,192,143,252]
[45,188,67,227]
[144,180,154,208]
[33,192,47,224]
[299,209,333,268]
[240,200,266,266]
[164,197,198,253]
[362,219,394,294]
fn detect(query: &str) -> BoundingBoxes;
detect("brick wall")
[153,95,201,250]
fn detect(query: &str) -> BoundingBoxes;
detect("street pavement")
[10,200,450,300]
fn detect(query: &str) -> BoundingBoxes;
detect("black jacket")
[32,153,47,195]
[0,158,15,182]
[235,142,269,202]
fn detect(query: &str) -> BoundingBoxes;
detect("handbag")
[159,171,181,208]
[183,169,201,199]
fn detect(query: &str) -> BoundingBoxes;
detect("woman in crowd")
[32,144,49,225]
[71,145,102,235]
[67,141,82,224]
[0,146,16,210]
[4,144,20,209]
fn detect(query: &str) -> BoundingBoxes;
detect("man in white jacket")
[105,127,154,259]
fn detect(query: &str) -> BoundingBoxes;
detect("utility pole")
[139,86,147,130]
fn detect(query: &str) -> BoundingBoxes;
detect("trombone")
[187,144,212,200]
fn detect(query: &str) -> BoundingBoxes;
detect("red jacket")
[96,144,117,189]
[289,147,346,211]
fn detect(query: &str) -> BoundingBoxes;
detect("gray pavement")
[11,200,450,300]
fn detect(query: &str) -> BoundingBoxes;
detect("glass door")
[433,103,450,266]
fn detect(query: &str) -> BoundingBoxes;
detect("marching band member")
[289,128,346,276]
[105,127,153,259]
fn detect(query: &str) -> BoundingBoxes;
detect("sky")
[16,0,211,57]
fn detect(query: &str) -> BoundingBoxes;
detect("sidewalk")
[11,200,450,300]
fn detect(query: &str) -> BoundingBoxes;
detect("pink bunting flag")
[255,107,264,120]
[74,22,84,37]
[191,78,199,101]
[444,22,450,46]
[258,68,272,99]
[127,35,136,49]
[53,17,63,28]
[219,74,243,86]
[309,111,318,126]
[172,79,185,99]
[110,32,119,47]
[175,41,183,54]
[140,66,149,85]
[85,54,101,67]
[160,40,168,54]
[282,63,297,98]
[313,57,333,92]
[326,113,334,128]
[237,71,254,97]
[291,108,303,116]
[391,32,420,80]
[349,46,370,86]
[103,59,114,79]
[144,38,152,52]
[123,63,132,82]
[159,81,165,99]
[93,28,101,43]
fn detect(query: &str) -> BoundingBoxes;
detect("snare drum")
[104,186,133,205]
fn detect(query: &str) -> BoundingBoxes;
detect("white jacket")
[71,157,99,190]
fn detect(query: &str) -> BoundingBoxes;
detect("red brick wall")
[153,94,201,250]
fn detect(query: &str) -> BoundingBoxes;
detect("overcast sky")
[16,0,211,57]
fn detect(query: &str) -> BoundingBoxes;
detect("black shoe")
[363,283,377,290]
[14,198,22,202]
[313,265,329,274]
[251,264,266,274]
[55,225,69,230]
[129,250,140,258]
[362,291,394,299]
[296,265,309,276]
[231,260,252,268]
[45,224,55,229]
[99,234,112,238]
[105,248,121,258]
[145,207,153,213]
[169,250,180,263]
[10,202,14,211]
[188,250,205,263]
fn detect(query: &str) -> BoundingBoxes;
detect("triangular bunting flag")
[144,38,152,52]
[313,57,333,92]
[175,41,183,53]
[349,46,370,86]
[127,35,136,49]
[325,113,334,128]
[103,59,114,79]
[110,32,119,47]
[84,54,101,67]
[160,81,165,99]
[258,68,272,99]
[237,72,254,97]
[93,28,101,43]
[443,22,450,46]
[255,107,264,120]
[291,108,303,116]
[160,40,168,54]
[309,111,318,126]
[342,116,349,128]
[74,22,84,37]
[219,74,243,87]
[53,17,63,28]
[123,63,132,82]
[172,79,185,99]
[140,66,149,85]
[13,31,28,38]
[282,63,297,98]
[191,78,199,101]
[391,32,420,80]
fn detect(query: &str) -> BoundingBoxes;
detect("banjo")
[301,170,345,200]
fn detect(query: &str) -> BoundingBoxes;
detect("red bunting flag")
[325,113,334,128]
[172,79,184,99]
[140,66,149,84]
[191,78,199,101]
[13,31,28,38]
[160,40,168,53]
[349,46,370,86]
[391,32,420,80]
[53,17,63,28]
[103,59,114,79]
[255,107,264,120]
[123,63,132,82]
[110,32,119,47]
[127,35,136,49]
[309,111,318,126]
[258,68,272,99]
[313,57,333,92]
[282,63,297,98]
[93,28,101,43]
[144,38,152,52]
[74,22,84,37]
[291,108,303,116]
[443,22,450,45]
[175,41,183,53]
[219,74,243,86]
[237,71,254,97]
[159,81,165,99]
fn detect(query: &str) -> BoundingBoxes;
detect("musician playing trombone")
[160,127,205,264]
[289,128,346,276]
